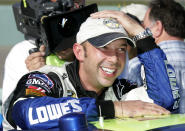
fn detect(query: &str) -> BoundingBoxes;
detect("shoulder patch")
[26,88,46,97]
[26,73,54,94]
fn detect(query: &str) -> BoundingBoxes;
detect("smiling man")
[74,18,130,92]
[3,17,170,130]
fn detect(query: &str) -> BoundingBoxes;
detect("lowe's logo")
[164,60,180,109]
[29,99,82,125]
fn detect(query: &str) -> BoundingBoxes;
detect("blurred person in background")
[127,0,185,113]
[120,3,148,23]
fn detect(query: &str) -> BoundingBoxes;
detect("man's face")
[74,0,85,8]
[56,48,75,61]
[81,39,127,88]
[51,0,85,9]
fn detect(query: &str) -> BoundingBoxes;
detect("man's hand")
[91,10,144,37]
[114,100,170,118]
[25,45,46,71]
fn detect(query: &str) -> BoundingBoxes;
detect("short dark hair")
[149,0,185,38]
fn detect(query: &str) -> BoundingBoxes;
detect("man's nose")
[108,50,119,63]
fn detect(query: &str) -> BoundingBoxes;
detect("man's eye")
[118,48,126,53]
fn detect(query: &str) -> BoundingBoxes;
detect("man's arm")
[137,37,180,111]
[2,41,36,104]
[113,100,169,118]
[7,71,98,130]
[12,96,98,130]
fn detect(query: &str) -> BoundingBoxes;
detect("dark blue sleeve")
[12,96,98,130]
[137,37,180,111]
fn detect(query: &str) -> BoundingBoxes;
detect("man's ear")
[153,20,163,38]
[73,43,85,61]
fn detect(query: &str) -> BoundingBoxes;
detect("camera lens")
[57,16,78,37]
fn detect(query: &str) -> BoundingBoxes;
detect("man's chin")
[100,79,115,87]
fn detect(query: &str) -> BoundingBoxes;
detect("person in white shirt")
[2,0,85,104]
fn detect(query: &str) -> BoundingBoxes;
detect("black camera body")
[12,0,98,55]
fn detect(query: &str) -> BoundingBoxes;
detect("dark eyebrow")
[121,43,127,47]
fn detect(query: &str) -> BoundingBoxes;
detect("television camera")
[12,0,98,56]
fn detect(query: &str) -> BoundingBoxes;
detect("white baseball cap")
[76,17,135,48]
[121,3,148,21]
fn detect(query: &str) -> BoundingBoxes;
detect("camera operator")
[2,0,85,107]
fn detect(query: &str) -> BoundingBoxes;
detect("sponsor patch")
[26,73,54,93]
[67,90,77,98]
[103,18,122,29]
[29,99,82,125]
[28,86,46,93]
[164,60,180,110]
[62,73,68,80]
[26,88,46,97]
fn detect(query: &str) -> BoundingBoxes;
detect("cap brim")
[87,32,135,48]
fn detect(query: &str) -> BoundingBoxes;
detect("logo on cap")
[103,18,121,29]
